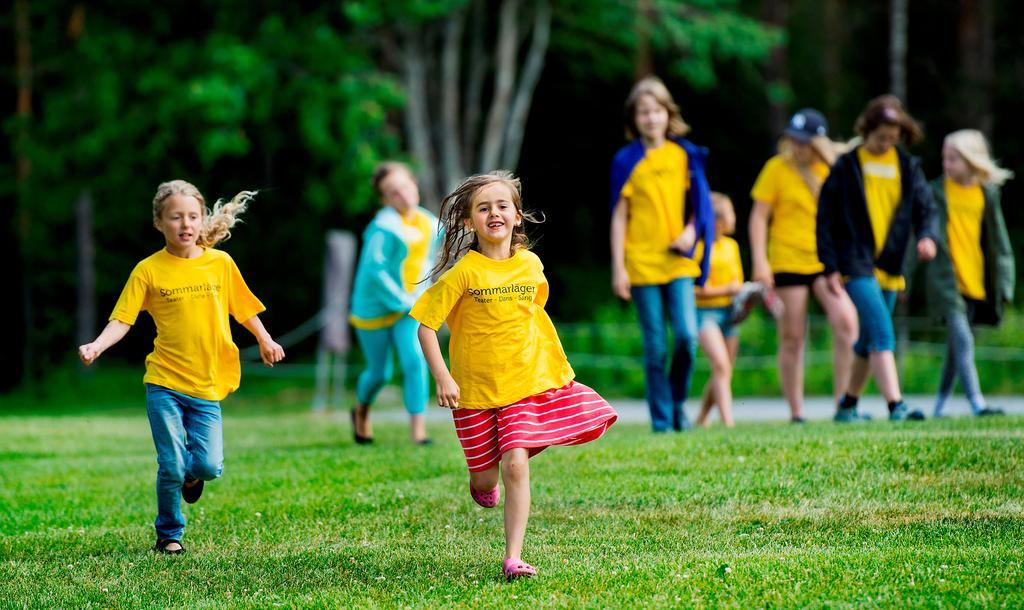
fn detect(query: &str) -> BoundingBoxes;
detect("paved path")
[365,393,1024,423]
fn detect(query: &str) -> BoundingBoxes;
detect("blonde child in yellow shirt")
[78,180,284,555]
[693,193,743,427]
[413,171,618,581]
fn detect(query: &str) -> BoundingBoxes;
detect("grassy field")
[2,374,1023,609]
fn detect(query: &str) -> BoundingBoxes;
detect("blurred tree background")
[2,0,1021,394]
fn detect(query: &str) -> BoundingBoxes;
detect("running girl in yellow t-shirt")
[927,130,1014,417]
[749,109,858,423]
[78,180,284,555]
[413,172,618,581]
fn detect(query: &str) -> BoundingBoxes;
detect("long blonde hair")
[944,129,1014,186]
[623,76,690,140]
[777,137,845,200]
[430,171,543,278]
[152,180,256,247]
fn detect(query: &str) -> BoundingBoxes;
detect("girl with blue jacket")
[349,162,442,444]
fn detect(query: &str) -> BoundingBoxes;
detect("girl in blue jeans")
[816,96,937,421]
[78,180,284,554]
[609,76,715,432]
[349,162,442,444]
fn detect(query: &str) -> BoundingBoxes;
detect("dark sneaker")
[791,416,806,424]
[182,479,204,504]
[977,406,1005,416]
[154,539,186,555]
[834,405,867,423]
[889,403,926,422]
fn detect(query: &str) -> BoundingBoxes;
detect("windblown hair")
[854,94,924,145]
[623,76,690,140]
[429,171,543,278]
[945,129,1014,186]
[152,180,255,248]
[777,136,846,199]
[371,161,415,195]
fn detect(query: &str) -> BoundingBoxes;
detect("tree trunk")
[9,0,33,389]
[889,0,908,101]
[479,0,520,173]
[501,0,551,170]
[440,9,467,193]
[635,0,653,79]
[822,0,846,123]
[400,29,441,209]
[959,0,994,135]
[763,0,790,137]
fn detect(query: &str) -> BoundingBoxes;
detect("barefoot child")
[78,180,284,554]
[693,193,743,427]
[413,171,618,581]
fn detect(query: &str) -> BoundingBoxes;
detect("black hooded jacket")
[816,145,938,278]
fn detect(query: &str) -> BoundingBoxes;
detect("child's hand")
[751,261,774,289]
[668,224,696,255]
[612,267,631,301]
[824,272,844,296]
[435,374,461,409]
[916,237,936,261]
[259,339,285,367]
[78,343,101,366]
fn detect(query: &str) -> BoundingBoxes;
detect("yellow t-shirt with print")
[410,249,574,409]
[620,142,700,285]
[110,247,266,401]
[693,236,744,308]
[401,208,435,293]
[944,178,986,300]
[750,155,828,274]
[858,146,905,290]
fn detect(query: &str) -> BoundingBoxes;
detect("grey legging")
[934,310,985,416]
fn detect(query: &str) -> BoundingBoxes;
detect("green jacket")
[926,178,1015,325]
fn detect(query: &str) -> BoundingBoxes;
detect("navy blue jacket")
[816,146,937,278]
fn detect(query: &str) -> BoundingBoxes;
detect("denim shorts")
[697,305,738,338]
[844,276,897,357]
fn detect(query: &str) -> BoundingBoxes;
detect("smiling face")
[155,194,204,257]
[378,167,420,216]
[863,124,901,155]
[465,182,521,254]
[634,93,669,146]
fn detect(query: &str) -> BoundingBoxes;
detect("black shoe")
[351,409,374,445]
[790,416,806,424]
[977,406,1005,416]
[182,479,204,504]
[416,438,434,446]
[154,539,186,555]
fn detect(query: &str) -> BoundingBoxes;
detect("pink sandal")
[503,557,537,581]
[469,483,500,508]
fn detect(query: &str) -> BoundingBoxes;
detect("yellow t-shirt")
[401,209,435,293]
[410,249,574,409]
[620,142,700,285]
[693,236,744,308]
[944,178,986,300]
[110,248,266,401]
[750,155,828,274]
[858,147,905,290]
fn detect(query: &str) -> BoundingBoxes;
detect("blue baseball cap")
[784,108,828,143]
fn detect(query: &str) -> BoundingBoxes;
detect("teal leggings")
[354,315,428,415]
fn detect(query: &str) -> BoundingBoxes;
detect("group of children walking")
[76,74,1012,580]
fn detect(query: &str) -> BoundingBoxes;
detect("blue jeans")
[631,277,698,432]
[354,315,428,414]
[845,276,897,358]
[146,384,224,542]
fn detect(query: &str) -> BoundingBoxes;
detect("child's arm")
[417,323,460,408]
[79,320,132,365]
[694,281,742,299]
[610,198,631,300]
[748,201,773,286]
[240,315,285,367]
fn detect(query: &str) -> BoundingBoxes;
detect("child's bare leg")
[700,325,734,428]
[697,378,714,427]
[501,448,530,560]
[469,464,500,494]
[410,413,428,443]
[717,336,739,427]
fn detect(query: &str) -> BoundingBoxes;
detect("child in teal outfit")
[349,162,442,444]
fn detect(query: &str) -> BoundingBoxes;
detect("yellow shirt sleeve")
[750,157,781,206]
[410,265,465,331]
[110,263,151,325]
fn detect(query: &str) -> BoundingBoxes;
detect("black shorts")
[773,272,823,288]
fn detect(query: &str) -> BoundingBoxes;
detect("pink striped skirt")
[452,381,618,472]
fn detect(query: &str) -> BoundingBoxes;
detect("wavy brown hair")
[623,76,690,140]
[429,171,543,278]
[152,180,255,247]
[854,94,924,145]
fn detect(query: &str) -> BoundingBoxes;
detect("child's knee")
[191,459,224,481]
[157,462,187,485]
[501,451,529,482]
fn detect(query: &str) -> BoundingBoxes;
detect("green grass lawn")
[2,379,1023,608]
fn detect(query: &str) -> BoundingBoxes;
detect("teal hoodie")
[350,207,442,322]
